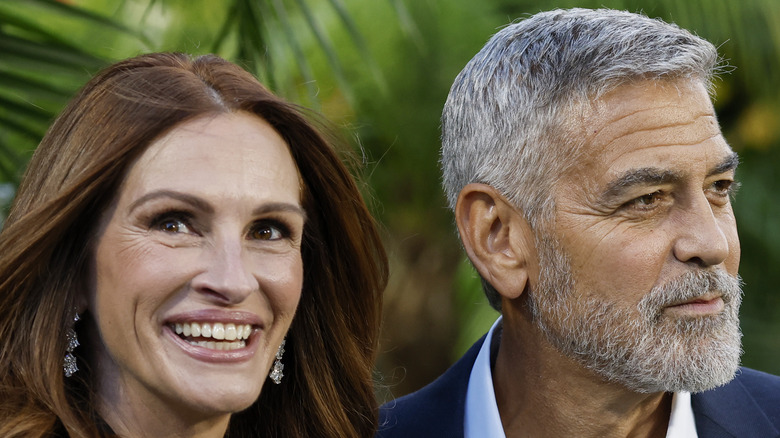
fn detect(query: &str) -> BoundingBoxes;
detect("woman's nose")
[190,236,259,304]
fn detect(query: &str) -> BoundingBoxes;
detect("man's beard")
[527,234,743,394]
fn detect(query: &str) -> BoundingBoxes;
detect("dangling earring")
[64,312,80,377]
[269,339,286,384]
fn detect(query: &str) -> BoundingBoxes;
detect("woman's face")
[88,112,304,430]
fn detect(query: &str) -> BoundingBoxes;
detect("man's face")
[529,79,743,393]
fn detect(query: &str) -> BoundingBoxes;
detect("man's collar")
[464,316,506,438]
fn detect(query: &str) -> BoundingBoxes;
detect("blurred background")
[1,0,778,401]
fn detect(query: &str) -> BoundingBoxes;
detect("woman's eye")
[250,224,284,241]
[150,213,194,234]
[159,219,189,233]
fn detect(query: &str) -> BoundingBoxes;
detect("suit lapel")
[692,370,780,438]
[378,336,485,437]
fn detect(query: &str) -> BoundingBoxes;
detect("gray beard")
[527,235,743,394]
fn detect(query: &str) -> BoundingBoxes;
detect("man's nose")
[672,194,732,268]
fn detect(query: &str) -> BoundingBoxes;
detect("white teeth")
[173,322,252,341]
[213,323,225,340]
[225,324,237,341]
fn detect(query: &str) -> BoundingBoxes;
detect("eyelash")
[249,219,292,241]
[149,210,196,235]
[710,179,740,197]
[627,191,665,211]
[624,179,738,212]
[148,210,295,242]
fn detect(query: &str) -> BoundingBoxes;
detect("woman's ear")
[455,183,536,301]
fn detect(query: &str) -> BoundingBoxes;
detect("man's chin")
[595,320,743,394]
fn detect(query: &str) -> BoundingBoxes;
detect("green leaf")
[270,0,319,104]
[0,138,22,184]
[0,115,46,143]
[0,34,106,73]
[0,71,74,101]
[1,0,151,46]
[0,95,54,125]
[293,0,355,104]
[388,0,426,53]
[211,0,239,54]
[326,0,388,94]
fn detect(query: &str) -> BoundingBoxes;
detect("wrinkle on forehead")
[557,79,733,209]
[595,113,721,155]
[584,80,716,146]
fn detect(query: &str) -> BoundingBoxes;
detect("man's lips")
[664,294,725,315]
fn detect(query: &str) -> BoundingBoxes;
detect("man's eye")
[630,191,663,208]
[711,179,736,195]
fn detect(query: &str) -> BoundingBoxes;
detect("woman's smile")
[89,111,305,425]
[164,310,264,361]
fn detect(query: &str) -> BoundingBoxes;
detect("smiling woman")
[0,53,387,438]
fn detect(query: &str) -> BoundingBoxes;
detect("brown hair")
[0,52,387,437]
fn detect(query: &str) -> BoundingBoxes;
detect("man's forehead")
[557,78,734,197]
[583,79,718,155]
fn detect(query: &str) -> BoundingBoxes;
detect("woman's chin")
[179,380,265,416]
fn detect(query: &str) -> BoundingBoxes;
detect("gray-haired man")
[379,8,780,438]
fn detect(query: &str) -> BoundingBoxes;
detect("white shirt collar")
[666,391,698,438]
[464,316,699,438]
[464,316,505,438]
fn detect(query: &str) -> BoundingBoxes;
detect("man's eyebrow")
[602,168,682,202]
[600,152,740,203]
[709,152,739,176]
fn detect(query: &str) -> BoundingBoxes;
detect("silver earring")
[64,312,80,377]
[269,339,286,384]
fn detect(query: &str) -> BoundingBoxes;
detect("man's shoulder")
[376,336,486,438]
[713,367,780,410]
[693,367,780,437]
[731,367,780,414]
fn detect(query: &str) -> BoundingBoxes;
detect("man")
[378,8,780,438]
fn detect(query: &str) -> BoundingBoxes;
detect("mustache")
[638,270,743,319]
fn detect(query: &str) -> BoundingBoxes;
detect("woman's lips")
[164,310,263,362]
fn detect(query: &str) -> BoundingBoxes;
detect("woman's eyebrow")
[128,190,213,214]
[252,202,307,221]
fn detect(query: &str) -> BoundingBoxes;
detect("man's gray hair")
[441,8,722,310]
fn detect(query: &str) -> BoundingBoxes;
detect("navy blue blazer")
[378,337,780,437]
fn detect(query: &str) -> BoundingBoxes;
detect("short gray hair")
[441,8,722,310]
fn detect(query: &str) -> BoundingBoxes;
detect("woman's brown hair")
[0,52,387,437]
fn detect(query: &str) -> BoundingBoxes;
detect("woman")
[0,53,387,437]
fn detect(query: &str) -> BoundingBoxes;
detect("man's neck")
[493,311,672,438]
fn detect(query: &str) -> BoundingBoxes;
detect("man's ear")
[456,183,536,300]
